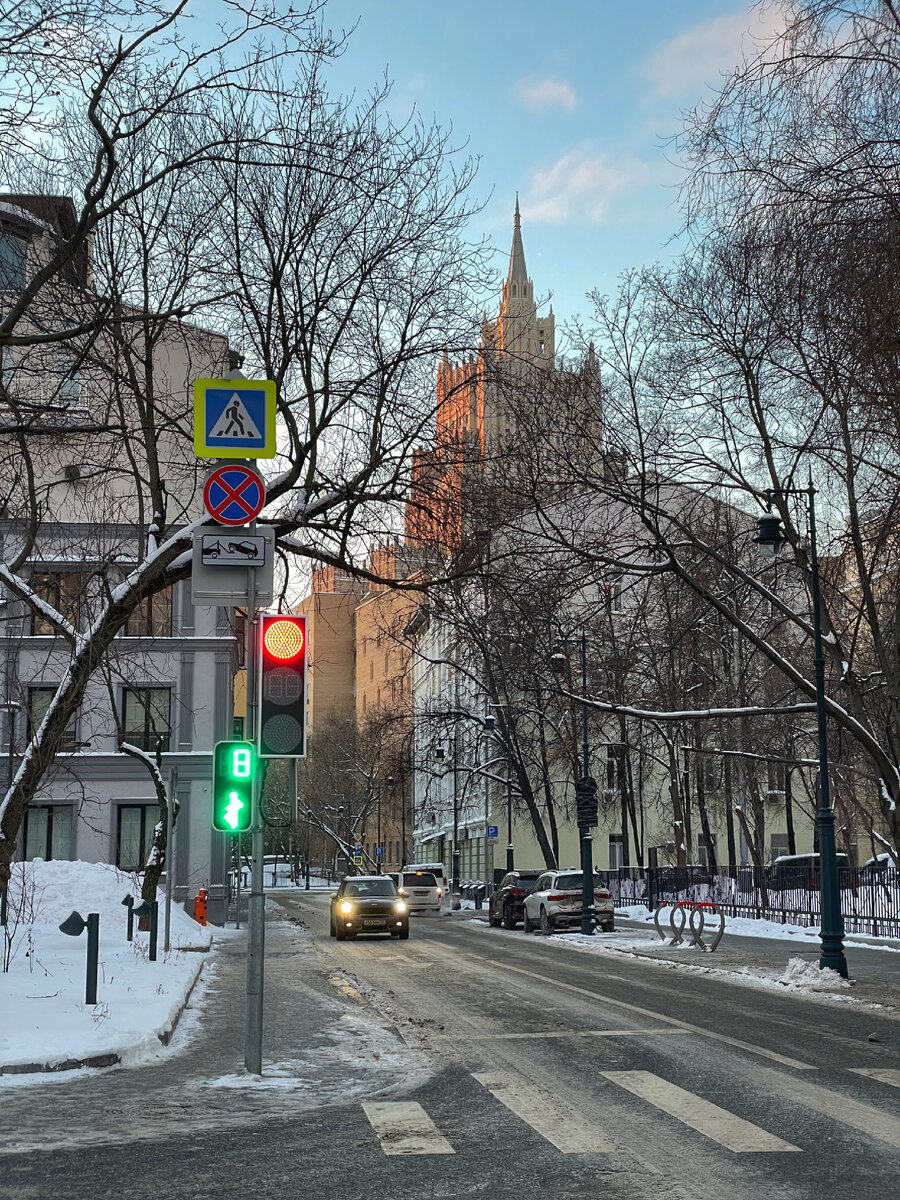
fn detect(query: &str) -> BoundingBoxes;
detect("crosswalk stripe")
[849,1068,900,1090]
[362,1102,455,1156]
[601,1071,801,1153]
[756,1066,900,1147]
[474,1072,617,1153]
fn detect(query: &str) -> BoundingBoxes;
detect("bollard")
[59,910,100,1004]
[194,889,208,926]
[149,899,159,961]
[121,893,135,941]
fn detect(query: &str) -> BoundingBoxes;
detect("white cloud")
[645,4,790,98]
[522,143,663,225]
[513,75,577,111]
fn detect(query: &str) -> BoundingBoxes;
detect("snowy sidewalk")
[1,860,211,1075]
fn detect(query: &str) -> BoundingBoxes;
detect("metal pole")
[305,807,311,890]
[401,782,406,869]
[245,561,266,1075]
[125,894,134,941]
[579,634,594,936]
[452,732,460,907]
[164,764,177,953]
[505,753,514,872]
[149,899,159,962]
[85,913,99,1005]
[807,483,848,978]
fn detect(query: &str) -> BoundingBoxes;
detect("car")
[522,869,615,935]
[403,860,448,892]
[394,869,442,914]
[766,853,850,890]
[858,853,897,882]
[488,870,543,929]
[329,875,409,940]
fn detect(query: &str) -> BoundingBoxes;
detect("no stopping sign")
[203,464,266,525]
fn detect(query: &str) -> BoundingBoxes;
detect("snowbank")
[1,860,211,1076]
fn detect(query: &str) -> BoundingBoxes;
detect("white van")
[403,861,448,893]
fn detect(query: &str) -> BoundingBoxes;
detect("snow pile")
[778,957,852,991]
[1,860,211,1076]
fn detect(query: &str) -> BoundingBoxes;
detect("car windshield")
[344,879,396,897]
[403,872,437,886]
[555,873,583,890]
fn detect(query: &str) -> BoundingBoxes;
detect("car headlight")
[339,900,354,915]
[394,900,407,914]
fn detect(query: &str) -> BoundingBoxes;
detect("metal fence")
[595,864,900,939]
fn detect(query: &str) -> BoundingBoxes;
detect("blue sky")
[320,0,787,338]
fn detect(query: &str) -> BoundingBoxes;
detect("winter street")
[3,896,899,1200]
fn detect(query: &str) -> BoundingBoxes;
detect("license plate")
[363,918,386,927]
[414,890,428,896]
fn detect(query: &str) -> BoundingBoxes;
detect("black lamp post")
[753,482,848,978]
[435,742,460,906]
[552,634,597,936]
[304,806,312,890]
[484,714,515,872]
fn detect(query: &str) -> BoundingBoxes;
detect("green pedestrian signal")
[213,740,255,831]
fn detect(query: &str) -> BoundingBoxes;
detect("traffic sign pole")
[245,555,266,1077]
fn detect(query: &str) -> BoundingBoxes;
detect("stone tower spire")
[507,194,528,287]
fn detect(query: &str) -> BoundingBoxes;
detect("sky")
[318,0,788,340]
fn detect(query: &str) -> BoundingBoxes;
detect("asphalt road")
[3,892,899,1200]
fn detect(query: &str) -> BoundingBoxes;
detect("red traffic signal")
[258,614,307,758]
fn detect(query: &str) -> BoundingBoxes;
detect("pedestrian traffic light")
[258,614,307,758]
[213,740,255,831]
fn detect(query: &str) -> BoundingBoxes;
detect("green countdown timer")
[212,740,255,831]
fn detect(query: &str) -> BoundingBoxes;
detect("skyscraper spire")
[507,194,528,287]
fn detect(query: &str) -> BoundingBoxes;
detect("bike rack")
[653,900,725,952]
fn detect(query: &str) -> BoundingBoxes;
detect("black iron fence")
[595,863,900,939]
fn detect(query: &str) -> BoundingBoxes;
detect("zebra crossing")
[360,1066,900,1157]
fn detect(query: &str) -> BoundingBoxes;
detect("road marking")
[757,1067,900,1147]
[362,1102,454,1156]
[327,975,363,1004]
[601,1071,800,1153]
[474,1072,617,1153]
[462,951,814,1070]
[849,1068,900,1090]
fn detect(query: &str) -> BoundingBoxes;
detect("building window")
[30,570,81,635]
[23,805,72,861]
[608,833,624,870]
[27,686,77,750]
[232,716,245,738]
[124,588,173,637]
[117,804,156,871]
[0,231,27,291]
[121,687,171,751]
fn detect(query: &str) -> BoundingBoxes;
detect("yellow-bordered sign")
[193,377,277,459]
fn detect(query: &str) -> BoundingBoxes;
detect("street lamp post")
[552,634,597,936]
[304,806,311,890]
[484,713,515,872]
[754,480,848,978]
[435,741,460,908]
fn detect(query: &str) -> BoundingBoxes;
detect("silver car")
[522,869,615,935]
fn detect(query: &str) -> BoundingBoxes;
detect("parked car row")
[488,869,615,935]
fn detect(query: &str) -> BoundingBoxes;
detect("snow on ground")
[1,859,211,1076]
[614,904,900,951]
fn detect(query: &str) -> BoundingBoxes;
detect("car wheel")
[601,922,614,933]
[522,908,533,933]
[489,906,502,928]
[502,905,516,930]
[540,907,554,936]
[398,925,410,940]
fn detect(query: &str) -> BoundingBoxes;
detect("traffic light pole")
[244,557,266,1076]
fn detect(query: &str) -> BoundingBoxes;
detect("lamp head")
[59,910,86,936]
[484,715,495,732]
[434,746,446,762]
[132,900,153,918]
[121,893,134,907]
[754,511,784,560]
[550,651,568,678]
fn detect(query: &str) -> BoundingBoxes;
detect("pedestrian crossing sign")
[193,377,277,459]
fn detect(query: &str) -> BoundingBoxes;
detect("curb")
[0,956,206,1076]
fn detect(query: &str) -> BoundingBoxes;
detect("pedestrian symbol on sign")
[210,393,263,441]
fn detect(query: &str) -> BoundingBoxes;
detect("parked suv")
[523,870,615,935]
[488,870,543,929]
[396,870,443,914]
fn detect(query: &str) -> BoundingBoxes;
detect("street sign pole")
[244,551,266,1076]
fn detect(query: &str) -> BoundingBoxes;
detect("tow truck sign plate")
[201,534,268,567]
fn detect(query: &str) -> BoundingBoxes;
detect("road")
[3,891,899,1200]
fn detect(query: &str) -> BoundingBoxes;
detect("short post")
[122,893,135,941]
[86,913,100,1004]
[149,899,159,962]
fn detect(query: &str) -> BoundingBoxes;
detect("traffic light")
[258,614,307,758]
[213,740,255,831]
